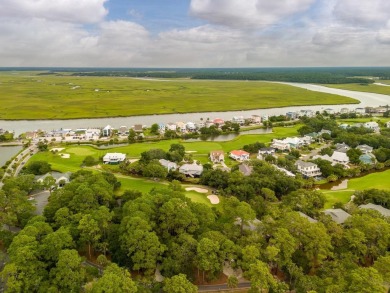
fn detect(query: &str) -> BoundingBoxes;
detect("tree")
[373,255,390,283]
[78,214,101,259]
[128,129,136,143]
[196,238,221,282]
[143,161,168,179]
[83,155,97,166]
[246,260,276,292]
[163,274,198,293]
[25,160,51,175]
[345,267,385,293]
[347,148,363,164]
[43,175,56,195]
[91,263,137,293]
[227,275,239,290]
[50,249,85,292]
[150,123,160,135]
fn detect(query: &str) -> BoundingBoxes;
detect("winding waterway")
[0,83,389,137]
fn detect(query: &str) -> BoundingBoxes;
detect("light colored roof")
[323,209,351,224]
[103,153,126,161]
[356,144,373,151]
[359,203,390,217]
[239,163,253,176]
[179,163,203,172]
[298,212,318,223]
[210,150,224,157]
[331,151,349,162]
[295,160,317,168]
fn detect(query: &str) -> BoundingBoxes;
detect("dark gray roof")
[239,163,253,176]
[359,203,390,217]
[323,209,351,224]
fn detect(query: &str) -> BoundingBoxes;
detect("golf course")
[0,72,358,120]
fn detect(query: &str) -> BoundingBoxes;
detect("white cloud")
[333,0,390,27]
[0,0,108,23]
[190,0,315,29]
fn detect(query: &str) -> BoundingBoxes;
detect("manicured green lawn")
[337,117,390,124]
[322,169,390,208]
[326,83,390,95]
[0,72,357,120]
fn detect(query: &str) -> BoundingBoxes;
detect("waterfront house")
[232,116,245,125]
[213,118,225,127]
[286,112,298,120]
[175,122,187,133]
[251,115,261,124]
[85,128,101,140]
[229,150,250,161]
[210,151,225,163]
[340,108,349,114]
[295,160,322,178]
[102,125,113,137]
[186,122,197,132]
[133,124,144,133]
[118,126,129,135]
[355,108,365,114]
[103,153,126,164]
[166,123,177,131]
[158,123,166,133]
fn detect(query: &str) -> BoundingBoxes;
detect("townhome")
[295,160,322,177]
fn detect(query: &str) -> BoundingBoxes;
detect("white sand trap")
[185,150,197,153]
[51,148,65,152]
[60,153,70,159]
[185,187,208,193]
[207,194,220,204]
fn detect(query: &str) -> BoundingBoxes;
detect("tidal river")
[0,83,389,136]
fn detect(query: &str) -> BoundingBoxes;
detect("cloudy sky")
[1,0,390,67]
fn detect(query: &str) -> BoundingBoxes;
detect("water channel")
[0,145,23,167]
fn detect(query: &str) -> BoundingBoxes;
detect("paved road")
[30,190,50,215]
[198,282,251,291]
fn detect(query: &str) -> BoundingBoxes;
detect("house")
[205,120,215,128]
[363,122,380,132]
[229,150,250,161]
[359,203,390,217]
[85,128,101,140]
[319,129,332,136]
[359,153,376,165]
[196,121,205,128]
[186,122,197,132]
[331,151,350,164]
[251,115,261,124]
[36,172,72,187]
[324,108,335,114]
[232,116,245,125]
[258,147,275,156]
[335,143,350,153]
[103,153,126,164]
[356,144,373,154]
[323,209,351,224]
[340,108,349,114]
[238,163,253,176]
[118,126,129,135]
[210,151,225,163]
[166,123,177,131]
[286,112,298,120]
[213,118,225,126]
[339,123,350,130]
[234,218,261,231]
[355,108,365,114]
[298,212,317,223]
[159,159,177,171]
[158,123,166,133]
[175,122,187,133]
[295,160,322,178]
[271,139,290,151]
[102,125,113,137]
[262,114,269,122]
[299,109,315,117]
[133,124,144,133]
[179,162,203,177]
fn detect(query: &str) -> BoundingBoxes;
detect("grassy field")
[325,82,390,96]
[0,72,358,120]
[322,169,390,208]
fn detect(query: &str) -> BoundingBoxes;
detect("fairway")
[322,169,390,208]
[0,72,358,120]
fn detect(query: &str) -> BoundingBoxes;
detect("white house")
[102,125,113,137]
[251,115,261,124]
[232,116,245,125]
[271,139,290,151]
[186,122,197,132]
[159,159,177,171]
[175,122,187,133]
[340,108,349,114]
[118,126,129,135]
[36,172,72,187]
[179,162,203,177]
[355,108,365,114]
[356,144,373,154]
[258,147,275,156]
[210,151,225,163]
[331,151,350,164]
[324,108,335,114]
[85,128,101,140]
[363,122,380,132]
[229,150,250,161]
[166,123,177,131]
[103,153,126,164]
[295,160,322,177]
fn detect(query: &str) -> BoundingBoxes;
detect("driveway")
[30,190,50,215]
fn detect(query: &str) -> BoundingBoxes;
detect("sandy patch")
[185,150,197,153]
[223,261,243,278]
[374,82,390,87]
[51,148,65,152]
[60,153,70,159]
[207,194,220,204]
[185,187,208,193]
[128,159,139,164]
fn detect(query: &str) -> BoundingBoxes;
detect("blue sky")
[0,0,389,67]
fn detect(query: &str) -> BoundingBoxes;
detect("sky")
[0,0,390,67]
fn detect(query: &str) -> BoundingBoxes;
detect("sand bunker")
[185,187,208,193]
[185,150,197,153]
[51,148,65,152]
[60,153,70,159]
[207,194,220,204]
